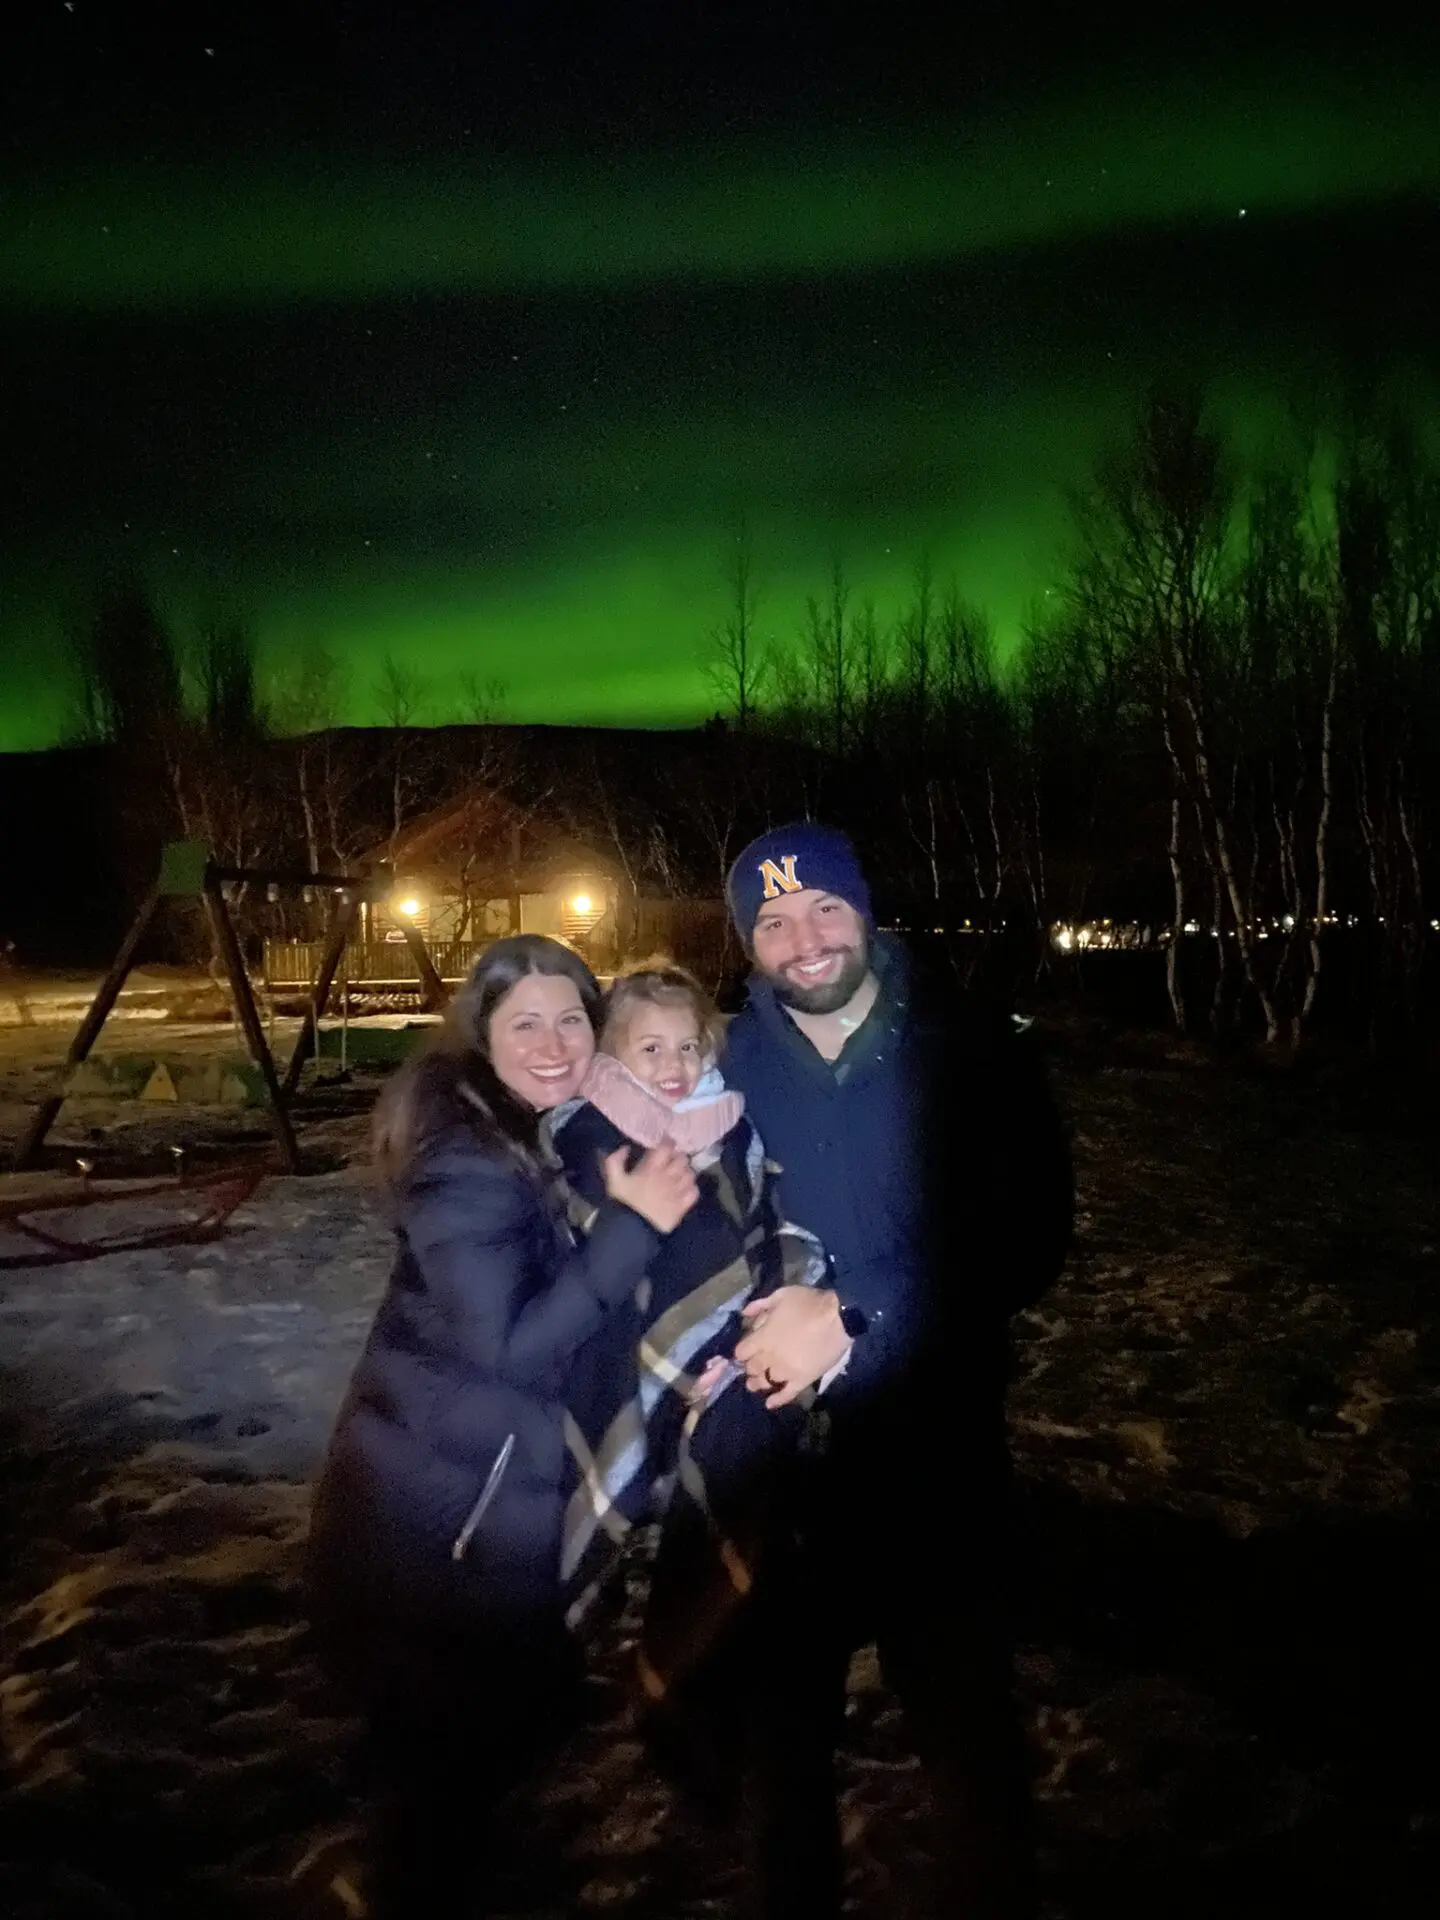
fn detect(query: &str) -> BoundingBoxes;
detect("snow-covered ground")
[0,968,208,1025]
[0,1014,1437,1917]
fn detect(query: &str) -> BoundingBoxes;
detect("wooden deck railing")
[262,940,489,988]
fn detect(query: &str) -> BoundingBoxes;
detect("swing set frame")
[10,840,448,1174]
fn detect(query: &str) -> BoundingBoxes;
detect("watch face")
[839,1303,869,1339]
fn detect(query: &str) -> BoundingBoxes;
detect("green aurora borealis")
[4,37,1440,750]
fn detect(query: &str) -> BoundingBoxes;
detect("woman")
[307,934,698,1917]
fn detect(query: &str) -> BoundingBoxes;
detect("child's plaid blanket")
[543,1097,825,1675]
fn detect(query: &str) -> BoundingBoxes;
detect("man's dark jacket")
[721,935,1072,1448]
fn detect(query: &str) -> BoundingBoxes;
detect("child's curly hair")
[601,959,724,1064]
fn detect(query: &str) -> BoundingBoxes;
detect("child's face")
[614,1002,705,1105]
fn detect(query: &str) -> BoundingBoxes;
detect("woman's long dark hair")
[373,934,602,1188]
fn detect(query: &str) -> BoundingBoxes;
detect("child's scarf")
[579,1051,744,1158]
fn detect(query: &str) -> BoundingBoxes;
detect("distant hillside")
[0,721,765,965]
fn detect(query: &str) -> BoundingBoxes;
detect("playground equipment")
[11,841,448,1174]
[0,1162,266,1270]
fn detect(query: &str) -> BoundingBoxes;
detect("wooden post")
[204,879,301,1173]
[399,920,448,1013]
[11,888,162,1170]
[282,890,359,1100]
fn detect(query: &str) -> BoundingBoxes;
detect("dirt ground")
[0,985,1437,1917]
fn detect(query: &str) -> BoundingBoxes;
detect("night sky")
[4,5,1439,749]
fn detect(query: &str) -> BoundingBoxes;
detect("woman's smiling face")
[487,972,595,1109]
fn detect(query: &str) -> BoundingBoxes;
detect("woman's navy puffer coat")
[308,1120,660,1635]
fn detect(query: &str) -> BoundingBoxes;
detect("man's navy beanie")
[725,822,873,944]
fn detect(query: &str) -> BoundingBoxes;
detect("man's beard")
[764,938,870,1017]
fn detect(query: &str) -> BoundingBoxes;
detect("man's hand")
[734,1287,851,1408]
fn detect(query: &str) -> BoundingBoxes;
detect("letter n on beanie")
[758,854,802,900]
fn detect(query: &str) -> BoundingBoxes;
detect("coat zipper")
[451,1433,516,1562]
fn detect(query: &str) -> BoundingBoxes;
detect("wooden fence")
[262,939,487,990]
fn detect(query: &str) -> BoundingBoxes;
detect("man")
[716,821,1073,1919]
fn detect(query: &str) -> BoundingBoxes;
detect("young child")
[542,961,828,1706]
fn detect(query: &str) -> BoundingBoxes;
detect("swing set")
[9,839,448,1178]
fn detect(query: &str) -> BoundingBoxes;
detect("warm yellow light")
[570,893,594,916]
[397,897,421,918]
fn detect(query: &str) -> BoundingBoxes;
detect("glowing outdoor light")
[396,897,422,918]
[571,893,594,916]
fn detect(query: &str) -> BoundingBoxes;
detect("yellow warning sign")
[139,1061,180,1103]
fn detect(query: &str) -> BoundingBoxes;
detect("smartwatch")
[837,1301,870,1339]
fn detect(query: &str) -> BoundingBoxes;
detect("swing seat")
[0,1162,266,1270]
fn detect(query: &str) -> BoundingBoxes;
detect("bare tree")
[72,574,184,760]
[1335,426,1439,1039]
[374,651,428,730]
[456,669,508,726]
[171,619,273,872]
[700,519,771,731]
[374,651,433,859]
[806,558,854,763]
[269,639,355,875]
[1063,389,1299,1038]
[67,576,187,909]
